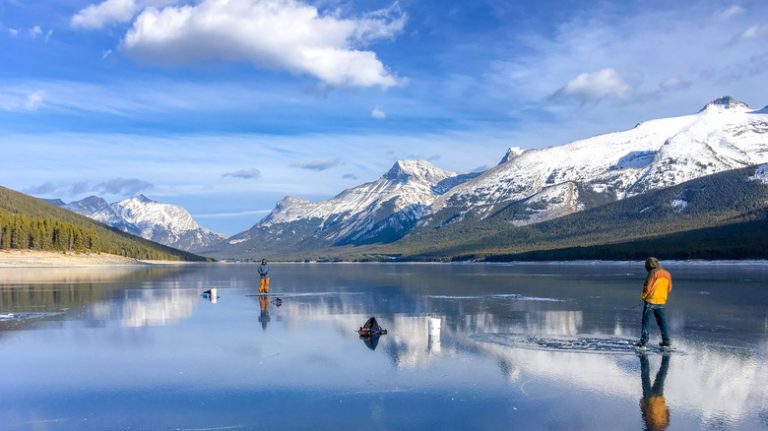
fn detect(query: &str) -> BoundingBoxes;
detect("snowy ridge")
[61,194,224,251]
[252,160,457,245]
[431,97,768,222]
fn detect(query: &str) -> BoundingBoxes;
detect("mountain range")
[199,96,768,260]
[56,195,224,252]
[0,186,208,261]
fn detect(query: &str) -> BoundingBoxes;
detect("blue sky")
[1,0,767,235]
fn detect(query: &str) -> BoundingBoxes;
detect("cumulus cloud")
[713,5,745,21]
[222,168,262,179]
[552,68,630,104]
[371,107,386,119]
[119,0,405,88]
[291,159,340,171]
[71,0,177,29]
[71,0,139,29]
[7,28,18,38]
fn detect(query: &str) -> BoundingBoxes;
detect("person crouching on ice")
[637,257,672,349]
[258,259,270,294]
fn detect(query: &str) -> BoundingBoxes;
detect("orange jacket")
[642,263,673,305]
[641,396,670,430]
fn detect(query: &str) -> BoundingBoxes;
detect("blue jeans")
[640,302,670,345]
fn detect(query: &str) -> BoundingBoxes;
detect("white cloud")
[739,24,767,40]
[713,5,745,21]
[102,49,113,59]
[552,68,630,103]
[71,0,177,30]
[120,0,405,88]
[8,28,18,38]
[0,89,45,112]
[371,107,386,119]
[24,90,45,110]
[658,77,692,92]
[30,25,43,39]
[291,159,341,171]
[71,0,139,29]
[222,168,261,179]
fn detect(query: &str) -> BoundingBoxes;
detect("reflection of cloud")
[89,285,199,327]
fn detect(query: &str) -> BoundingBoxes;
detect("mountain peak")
[499,146,526,165]
[384,160,455,183]
[132,194,155,203]
[699,96,750,113]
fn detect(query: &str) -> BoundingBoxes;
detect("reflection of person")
[639,354,670,431]
[258,294,270,330]
[637,257,672,349]
[258,259,270,294]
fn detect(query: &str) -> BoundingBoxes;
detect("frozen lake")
[1,263,767,430]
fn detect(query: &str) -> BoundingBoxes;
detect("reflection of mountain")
[0,266,188,333]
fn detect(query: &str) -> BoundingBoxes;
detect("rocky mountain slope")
[61,195,224,251]
[426,96,768,227]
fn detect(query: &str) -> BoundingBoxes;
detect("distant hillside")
[483,214,768,261]
[0,186,210,262]
[380,166,768,260]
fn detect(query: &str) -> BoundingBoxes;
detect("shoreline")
[0,250,196,268]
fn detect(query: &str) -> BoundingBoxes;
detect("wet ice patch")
[472,333,681,355]
[0,311,63,321]
[427,294,564,302]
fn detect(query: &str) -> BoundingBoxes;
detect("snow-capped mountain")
[427,96,768,226]
[206,96,768,259]
[61,194,224,251]
[224,160,462,248]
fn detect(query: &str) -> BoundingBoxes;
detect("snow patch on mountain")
[254,160,459,245]
[750,165,768,184]
[499,146,526,165]
[435,97,768,217]
[510,182,585,226]
[670,199,688,213]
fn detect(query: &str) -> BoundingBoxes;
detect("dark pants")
[640,353,670,397]
[640,302,670,345]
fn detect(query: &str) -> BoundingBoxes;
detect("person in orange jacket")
[258,258,270,294]
[639,353,671,430]
[637,257,672,349]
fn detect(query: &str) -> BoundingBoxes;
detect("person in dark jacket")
[258,259,270,294]
[637,257,673,349]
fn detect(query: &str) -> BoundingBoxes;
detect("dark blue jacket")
[258,264,270,278]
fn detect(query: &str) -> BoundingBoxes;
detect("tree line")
[0,211,97,252]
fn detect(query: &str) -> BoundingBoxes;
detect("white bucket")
[209,288,218,304]
[428,317,441,335]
